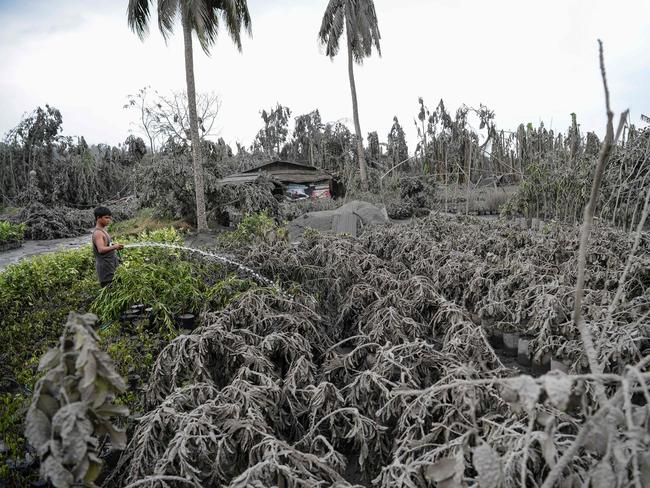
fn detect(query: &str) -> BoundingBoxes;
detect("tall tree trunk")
[421,120,428,176]
[346,29,368,191]
[182,9,209,231]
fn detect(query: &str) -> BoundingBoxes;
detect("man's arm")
[92,231,123,254]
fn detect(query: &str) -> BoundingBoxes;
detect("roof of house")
[219,160,333,186]
[242,160,322,174]
[217,173,281,186]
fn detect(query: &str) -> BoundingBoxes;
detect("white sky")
[0,0,648,153]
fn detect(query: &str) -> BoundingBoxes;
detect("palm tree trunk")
[182,9,209,231]
[346,30,368,191]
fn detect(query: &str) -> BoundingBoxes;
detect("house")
[218,160,343,199]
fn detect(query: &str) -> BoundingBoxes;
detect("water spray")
[123,242,288,297]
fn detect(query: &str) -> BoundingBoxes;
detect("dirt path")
[0,234,90,272]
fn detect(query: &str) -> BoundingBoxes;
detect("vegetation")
[0,221,25,247]
[0,227,257,485]
[218,211,287,248]
[127,0,252,231]
[25,313,129,487]
[105,214,650,487]
[502,126,650,228]
[107,207,189,238]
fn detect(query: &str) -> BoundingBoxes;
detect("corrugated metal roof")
[219,160,333,186]
[242,160,321,174]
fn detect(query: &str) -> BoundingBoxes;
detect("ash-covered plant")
[25,313,129,488]
[384,175,435,219]
[212,176,281,222]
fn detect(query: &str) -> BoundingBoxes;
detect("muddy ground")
[0,234,90,272]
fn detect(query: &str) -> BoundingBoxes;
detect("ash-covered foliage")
[504,126,650,228]
[134,139,230,222]
[211,176,282,224]
[110,216,650,487]
[384,175,435,220]
[25,313,128,488]
[1,106,143,209]
[9,198,138,240]
[360,216,650,370]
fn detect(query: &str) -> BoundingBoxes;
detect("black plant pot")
[178,313,197,330]
[145,307,155,327]
[123,312,139,324]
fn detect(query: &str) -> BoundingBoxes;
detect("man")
[92,207,124,287]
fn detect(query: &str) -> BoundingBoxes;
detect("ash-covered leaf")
[38,348,61,371]
[539,432,557,467]
[543,371,572,411]
[95,403,130,418]
[473,443,502,488]
[503,375,540,412]
[41,455,74,488]
[71,453,90,481]
[25,407,52,457]
[79,353,97,393]
[583,426,609,456]
[439,477,463,488]
[96,420,128,450]
[639,452,650,487]
[61,429,89,466]
[52,403,88,437]
[559,473,581,488]
[423,457,456,482]
[36,393,59,419]
[95,350,128,392]
[591,458,615,488]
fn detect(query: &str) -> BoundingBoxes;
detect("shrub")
[25,313,129,487]
[219,212,287,248]
[485,189,510,214]
[107,207,189,238]
[0,221,25,246]
[0,226,258,484]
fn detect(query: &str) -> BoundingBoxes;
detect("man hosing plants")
[92,206,124,287]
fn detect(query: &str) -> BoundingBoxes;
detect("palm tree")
[127,0,251,231]
[319,0,381,192]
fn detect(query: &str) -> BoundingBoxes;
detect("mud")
[0,234,90,272]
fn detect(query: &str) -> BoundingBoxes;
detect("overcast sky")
[0,0,648,153]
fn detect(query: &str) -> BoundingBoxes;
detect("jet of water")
[123,242,288,297]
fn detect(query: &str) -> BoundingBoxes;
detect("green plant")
[0,220,25,245]
[107,207,189,239]
[91,227,253,332]
[0,225,258,483]
[91,255,205,332]
[219,211,287,248]
[25,313,129,487]
[0,245,99,389]
[0,393,29,482]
